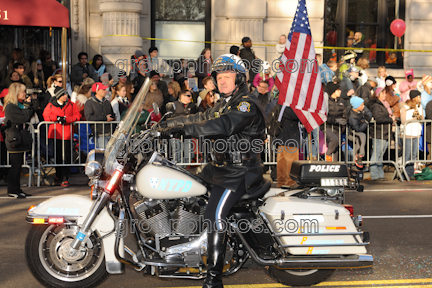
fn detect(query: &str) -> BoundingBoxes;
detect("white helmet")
[211,54,247,95]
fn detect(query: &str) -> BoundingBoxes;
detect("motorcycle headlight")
[85,149,105,178]
[320,177,348,187]
[85,161,102,178]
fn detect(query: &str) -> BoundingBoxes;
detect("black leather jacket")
[166,85,266,193]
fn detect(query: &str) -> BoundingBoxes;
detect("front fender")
[27,194,124,274]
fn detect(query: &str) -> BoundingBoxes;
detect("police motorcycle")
[25,78,373,288]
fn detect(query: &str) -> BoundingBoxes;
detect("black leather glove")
[158,126,185,138]
[57,116,67,124]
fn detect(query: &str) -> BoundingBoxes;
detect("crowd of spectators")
[2,32,432,196]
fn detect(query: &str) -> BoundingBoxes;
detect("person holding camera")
[43,87,81,187]
[3,83,36,198]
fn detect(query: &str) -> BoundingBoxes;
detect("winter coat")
[340,76,358,101]
[401,104,423,138]
[425,101,432,143]
[70,63,98,87]
[143,90,164,111]
[346,106,372,133]
[276,44,285,59]
[240,46,258,81]
[111,96,129,121]
[253,73,275,91]
[4,101,37,152]
[171,99,198,116]
[84,96,115,136]
[166,85,266,193]
[195,57,212,89]
[399,80,418,103]
[355,82,374,101]
[277,106,301,148]
[198,103,214,113]
[385,91,401,118]
[365,98,394,140]
[327,97,347,125]
[43,98,81,140]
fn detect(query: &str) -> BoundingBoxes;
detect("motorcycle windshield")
[103,78,151,174]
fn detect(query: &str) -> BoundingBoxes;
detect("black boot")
[203,231,227,288]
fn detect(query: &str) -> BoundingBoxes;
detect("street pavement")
[0,178,431,288]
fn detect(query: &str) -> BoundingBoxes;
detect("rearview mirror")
[166,102,175,113]
[152,102,160,115]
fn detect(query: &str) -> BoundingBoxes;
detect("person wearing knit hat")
[148,47,158,56]
[347,95,371,168]
[135,50,144,59]
[385,75,396,87]
[356,76,377,100]
[43,84,82,187]
[410,90,421,100]
[54,86,68,99]
[350,96,364,109]
[401,87,423,179]
[399,69,418,102]
[324,82,346,161]
[326,82,340,97]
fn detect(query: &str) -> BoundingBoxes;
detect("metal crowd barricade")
[283,121,404,181]
[0,123,35,187]
[36,121,119,187]
[401,119,432,182]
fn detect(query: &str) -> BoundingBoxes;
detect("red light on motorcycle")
[28,205,36,211]
[105,169,123,194]
[48,217,64,224]
[343,204,354,217]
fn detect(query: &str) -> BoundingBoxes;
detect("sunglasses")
[184,94,192,97]
[57,80,63,83]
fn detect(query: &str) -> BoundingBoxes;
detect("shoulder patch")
[237,101,251,113]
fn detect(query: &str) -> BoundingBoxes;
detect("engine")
[133,197,206,238]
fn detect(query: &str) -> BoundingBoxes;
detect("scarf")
[381,99,393,116]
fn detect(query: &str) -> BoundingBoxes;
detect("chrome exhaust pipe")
[231,223,373,269]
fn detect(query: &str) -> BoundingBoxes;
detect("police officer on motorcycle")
[159,54,266,288]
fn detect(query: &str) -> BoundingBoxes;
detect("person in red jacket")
[43,87,81,187]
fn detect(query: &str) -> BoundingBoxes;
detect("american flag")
[275,0,327,133]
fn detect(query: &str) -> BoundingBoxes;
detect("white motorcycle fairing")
[26,195,124,274]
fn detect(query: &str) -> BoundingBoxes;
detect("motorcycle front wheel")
[25,224,109,288]
[266,267,335,286]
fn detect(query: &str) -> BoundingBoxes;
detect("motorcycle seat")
[239,179,271,201]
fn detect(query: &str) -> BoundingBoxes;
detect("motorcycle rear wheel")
[266,267,335,286]
[25,224,109,288]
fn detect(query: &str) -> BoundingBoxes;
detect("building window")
[152,0,211,59]
[324,0,405,68]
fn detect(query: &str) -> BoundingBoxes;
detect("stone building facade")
[70,0,432,80]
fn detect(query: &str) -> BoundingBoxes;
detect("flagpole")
[308,132,313,161]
